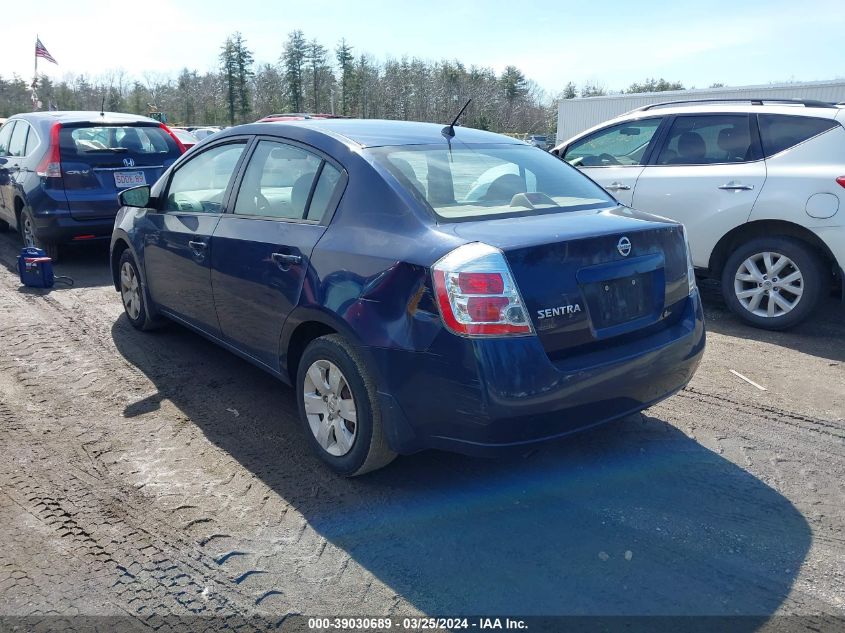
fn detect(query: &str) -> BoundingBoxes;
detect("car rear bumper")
[30,208,116,243]
[371,291,705,456]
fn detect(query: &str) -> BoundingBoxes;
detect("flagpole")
[33,34,38,111]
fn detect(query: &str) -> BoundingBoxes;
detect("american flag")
[35,38,58,65]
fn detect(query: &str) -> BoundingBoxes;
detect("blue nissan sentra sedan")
[110,119,705,476]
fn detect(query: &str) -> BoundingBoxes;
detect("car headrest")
[481,174,526,202]
[677,131,707,160]
[717,126,750,154]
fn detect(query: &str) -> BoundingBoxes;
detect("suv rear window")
[757,114,838,157]
[370,144,614,222]
[60,125,178,157]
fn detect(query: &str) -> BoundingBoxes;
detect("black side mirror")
[119,185,151,208]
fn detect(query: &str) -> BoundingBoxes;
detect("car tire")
[0,218,9,232]
[296,334,396,476]
[118,250,162,331]
[721,236,825,330]
[19,206,59,262]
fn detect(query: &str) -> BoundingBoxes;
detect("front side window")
[757,114,837,157]
[370,144,614,222]
[234,141,325,220]
[8,122,29,157]
[564,118,661,167]
[655,115,759,165]
[165,142,246,213]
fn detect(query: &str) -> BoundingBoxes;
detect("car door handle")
[719,183,754,191]
[606,182,631,191]
[188,240,208,255]
[271,252,302,268]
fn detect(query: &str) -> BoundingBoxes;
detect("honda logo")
[617,236,632,257]
[122,157,135,168]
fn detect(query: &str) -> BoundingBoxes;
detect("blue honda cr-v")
[110,119,705,475]
[0,111,185,260]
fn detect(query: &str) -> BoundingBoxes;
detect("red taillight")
[467,296,509,321]
[836,176,845,189]
[160,123,187,154]
[432,243,534,337]
[35,123,62,178]
[458,272,504,294]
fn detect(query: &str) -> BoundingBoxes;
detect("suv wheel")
[296,334,396,476]
[0,219,9,232]
[721,237,824,330]
[20,207,59,261]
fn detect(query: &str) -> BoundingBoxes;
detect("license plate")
[583,273,653,329]
[114,171,146,188]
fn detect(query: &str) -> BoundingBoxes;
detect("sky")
[4,0,844,96]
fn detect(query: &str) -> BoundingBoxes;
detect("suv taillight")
[432,242,534,337]
[160,123,187,154]
[682,226,696,295]
[35,122,62,179]
[836,176,845,189]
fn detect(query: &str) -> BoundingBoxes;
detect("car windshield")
[369,143,615,222]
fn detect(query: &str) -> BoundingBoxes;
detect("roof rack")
[632,98,838,112]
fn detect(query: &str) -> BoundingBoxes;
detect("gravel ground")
[0,234,843,632]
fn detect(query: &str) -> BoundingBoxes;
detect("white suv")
[554,99,845,329]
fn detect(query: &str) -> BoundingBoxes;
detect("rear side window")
[564,118,661,167]
[306,163,342,221]
[757,114,837,157]
[0,122,15,156]
[165,142,246,213]
[60,125,178,157]
[24,127,40,155]
[8,122,29,157]
[656,115,759,165]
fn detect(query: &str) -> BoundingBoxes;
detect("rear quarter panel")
[749,125,845,269]
[750,126,845,229]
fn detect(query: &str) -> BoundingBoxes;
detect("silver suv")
[554,99,845,330]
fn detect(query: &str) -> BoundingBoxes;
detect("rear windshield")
[60,125,178,157]
[369,144,614,222]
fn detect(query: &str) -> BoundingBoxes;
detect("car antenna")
[442,98,471,139]
[100,95,105,117]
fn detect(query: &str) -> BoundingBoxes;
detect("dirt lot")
[0,232,843,630]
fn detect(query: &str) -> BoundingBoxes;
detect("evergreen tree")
[626,78,684,93]
[232,32,255,122]
[282,30,307,112]
[306,38,328,112]
[219,36,237,124]
[335,39,354,116]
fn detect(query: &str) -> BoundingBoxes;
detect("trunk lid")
[441,207,690,356]
[59,123,180,220]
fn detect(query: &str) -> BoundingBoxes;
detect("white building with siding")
[556,79,845,143]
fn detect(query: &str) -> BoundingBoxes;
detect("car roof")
[236,119,525,148]
[11,111,162,125]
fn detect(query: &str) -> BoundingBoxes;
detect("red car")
[169,127,199,149]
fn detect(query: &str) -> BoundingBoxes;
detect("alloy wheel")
[120,261,142,320]
[302,359,358,457]
[734,251,803,318]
